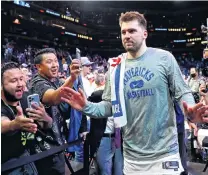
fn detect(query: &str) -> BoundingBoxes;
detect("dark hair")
[119,11,147,29]
[1,62,20,83]
[34,48,57,64]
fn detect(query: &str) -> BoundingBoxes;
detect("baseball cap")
[81,57,94,66]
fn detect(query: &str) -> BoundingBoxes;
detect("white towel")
[109,53,127,128]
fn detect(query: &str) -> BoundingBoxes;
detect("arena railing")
[1,138,90,175]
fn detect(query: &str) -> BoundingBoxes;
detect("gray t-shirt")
[84,47,194,164]
[122,47,190,162]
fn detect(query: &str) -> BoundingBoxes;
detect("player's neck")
[127,43,147,59]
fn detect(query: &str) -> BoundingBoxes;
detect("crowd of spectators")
[2,37,206,80]
[2,38,109,75]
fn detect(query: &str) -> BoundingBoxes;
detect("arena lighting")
[61,15,79,23]
[201,41,208,44]
[186,42,195,47]
[46,10,60,17]
[61,15,74,22]
[13,0,80,25]
[13,19,20,24]
[77,34,93,40]
[78,34,89,40]
[65,31,76,37]
[168,28,186,32]
[14,0,30,8]
[187,38,201,42]
[52,24,65,29]
[155,28,167,31]
[173,40,186,43]
[64,31,92,40]
[185,33,192,36]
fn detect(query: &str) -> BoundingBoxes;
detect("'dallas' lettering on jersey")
[124,67,155,99]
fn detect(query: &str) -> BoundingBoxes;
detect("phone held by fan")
[76,48,82,70]
[27,94,40,109]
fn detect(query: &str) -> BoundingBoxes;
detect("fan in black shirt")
[30,48,82,175]
[1,62,52,175]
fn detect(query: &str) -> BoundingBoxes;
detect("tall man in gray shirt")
[60,12,208,174]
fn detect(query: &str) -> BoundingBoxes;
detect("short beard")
[123,40,143,53]
[2,87,20,103]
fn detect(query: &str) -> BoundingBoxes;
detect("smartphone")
[76,48,81,59]
[27,94,40,109]
[76,48,82,70]
[76,48,83,88]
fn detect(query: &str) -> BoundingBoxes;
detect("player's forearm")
[82,101,112,118]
